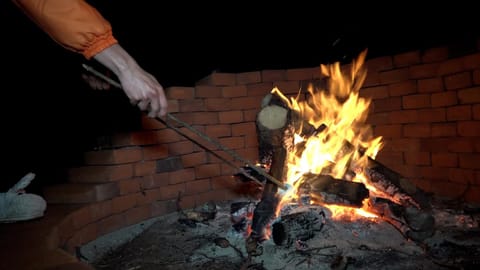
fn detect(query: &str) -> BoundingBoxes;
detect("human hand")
[93,44,168,118]
[117,64,168,118]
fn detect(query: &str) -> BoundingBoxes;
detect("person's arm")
[12,0,167,117]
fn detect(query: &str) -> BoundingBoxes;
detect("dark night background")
[1,1,479,192]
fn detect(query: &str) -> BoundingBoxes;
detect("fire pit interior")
[79,50,480,270]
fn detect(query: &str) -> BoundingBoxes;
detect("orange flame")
[274,50,383,220]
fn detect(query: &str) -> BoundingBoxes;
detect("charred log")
[301,174,369,207]
[364,158,431,209]
[271,207,326,246]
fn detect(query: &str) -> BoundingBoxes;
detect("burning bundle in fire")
[238,50,434,252]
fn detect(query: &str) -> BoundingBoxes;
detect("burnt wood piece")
[364,157,431,209]
[302,174,370,207]
[250,191,279,241]
[271,207,326,246]
[366,197,435,242]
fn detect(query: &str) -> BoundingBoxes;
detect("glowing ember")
[273,50,384,220]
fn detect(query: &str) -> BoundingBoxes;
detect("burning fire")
[273,50,384,220]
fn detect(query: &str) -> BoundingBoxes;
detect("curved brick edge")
[53,188,239,256]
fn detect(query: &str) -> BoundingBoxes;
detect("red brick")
[402,94,430,109]
[360,86,389,99]
[409,63,439,79]
[185,179,212,195]
[169,168,195,184]
[462,53,480,70]
[205,125,231,138]
[420,167,449,180]
[286,68,316,80]
[420,138,451,152]
[244,109,258,122]
[232,122,256,136]
[168,141,194,155]
[220,85,248,99]
[97,214,125,237]
[68,164,133,183]
[404,152,431,165]
[431,123,456,137]
[143,145,168,160]
[365,56,393,71]
[158,183,185,200]
[130,131,158,145]
[197,72,236,86]
[459,154,480,169]
[166,87,195,99]
[374,124,402,138]
[167,100,180,113]
[368,113,390,125]
[179,99,205,112]
[431,91,458,107]
[181,152,207,167]
[219,110,243,124]
[458,86,480,104]
[429,180,467,199]
[141,115,166,130]
[388,81,417,96]
[89,200,112,221]
[134,161,156,176]
[84,147,142,165]
[112,194,138,214]
[124,205,151,226]
[449,168,475,185]
[211,175,237,190]
[431,153,458,167]
[71,207,92,230]
[421,47,449,63]
[245,134,258,148]
[195,163,221,178]
[208,150,235,164]
[235,147,259,163]
[444,72,472,90]
[195,86,222,98]
[118,178,141,195]
[373,97,401,112]
[383,138,421,152]
[363,71,381,87]
[176,194,196,210]
[418,78,444,93]
[458,121,480,136]
[231,96,262,110]
[247,82,274,96]
[262,70,286,82]
[219,137,245,150]
[236,71,261,84]
[403,124,431,138]
[418,108,446,123]
[389,110,418,123]
[379,68,409,84]
[393,51,420,67]
[141,174,168,189]
[273,81,300,94]
[464,186,480,203]
[136,189,160,205]
[448,139,476,153]
[192,112,218,125]
[438,58,464,75]
[204,98,232,111]
[447,105,472,121]
[473,104,480,120]
[474,70,480,85]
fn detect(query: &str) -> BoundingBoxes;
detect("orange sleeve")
[12,0,118,59]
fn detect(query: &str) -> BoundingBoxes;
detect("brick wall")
[362,47,480,202]
[52,43,480,254]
